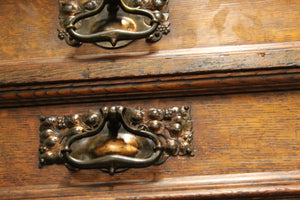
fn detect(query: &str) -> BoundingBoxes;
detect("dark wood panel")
[1,67,300,107]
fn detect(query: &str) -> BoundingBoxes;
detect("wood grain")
[1,171,300,199]
[0,91,299,199]
[0,42,299,107]
[0,0,299,61]
[0,0,300,199]
[0,0,299,107]
[1,67,300,107]
[1,42,299,84]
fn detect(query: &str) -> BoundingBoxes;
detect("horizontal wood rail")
[1,170,300,199]
[1,42,299,107]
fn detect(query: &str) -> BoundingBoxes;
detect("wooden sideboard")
[0,0,300,199]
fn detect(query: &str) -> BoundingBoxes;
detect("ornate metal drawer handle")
[39,106,193,175]
[58,0,170,49]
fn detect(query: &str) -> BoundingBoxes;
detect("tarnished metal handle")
[58,0,170,49]
[66,0,160,46]
[39,106,193,175]
[62,107,163,175]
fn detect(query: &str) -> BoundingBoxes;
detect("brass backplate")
[58,0,170,48]
[39,106,193,175]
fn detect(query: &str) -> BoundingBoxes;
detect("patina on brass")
[57,0,170,49]
[39,106,193,175]
[92,134,139,157]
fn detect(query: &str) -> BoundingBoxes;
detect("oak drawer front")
[1,0,300,199]
[1,91,300,199]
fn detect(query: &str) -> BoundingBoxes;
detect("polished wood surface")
[1,171,300,199]
[1,41,300,107]
[0,0,300,199]
[0,0,299,60]
[1,91,300,199]
[0,0,299,107]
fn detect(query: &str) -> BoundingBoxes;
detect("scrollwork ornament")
[38,106,193,175]
[57,0,170,48]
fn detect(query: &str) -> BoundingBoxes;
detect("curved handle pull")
[58,0,171,49]
[39,106,193,175]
